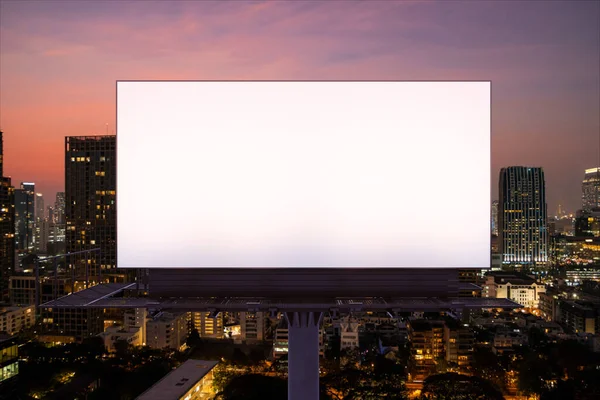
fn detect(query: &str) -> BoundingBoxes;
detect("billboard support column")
[285,311,324,400]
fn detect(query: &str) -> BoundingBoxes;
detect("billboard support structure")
[284,311,324,400]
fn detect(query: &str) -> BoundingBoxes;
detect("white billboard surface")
[117,81,490,268]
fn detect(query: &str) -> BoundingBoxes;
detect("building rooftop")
[39,283,136,308]
[0,305,33,316]
[487,272,536,285]
[136,359,219,400]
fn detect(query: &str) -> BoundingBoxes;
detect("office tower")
[582,167,600,212]
[34,218,49,253]
[47,206,55,224]
[498,167,548,266]
[65,136,120,284]
[491,200,498,236]
[55,192,65,224]
[0,132,15,300]
[575,209,600,237]
[14,182,35,252]
[35,193,44,222]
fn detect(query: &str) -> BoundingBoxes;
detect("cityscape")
[1,1,600,400]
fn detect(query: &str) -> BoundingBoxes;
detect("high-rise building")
[47,205,55,224]
[0,132,15,300]
[14,182,35,252]
[65,136,121,283]
[491,200,499,236]
[574,208,600,237]
[582,167,600,212]
[55,192,65,224]
[35,193,44,222]
[34,218,49,253]
[498,167,548,266]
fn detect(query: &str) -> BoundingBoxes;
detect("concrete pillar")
[285,311,324,400]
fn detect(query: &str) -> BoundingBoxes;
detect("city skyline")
[1,0,599,213]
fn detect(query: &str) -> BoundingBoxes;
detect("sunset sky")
[0,0,599,214]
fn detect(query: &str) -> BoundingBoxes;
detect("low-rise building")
[0,336,18,385]
[493,329,528,350]
[272,318,324,360]
[147,312,188,350]
[272,320,289,360]
[482,273,546,308]
[558,299,600,334]
[136,359,219,400]
[539,291,560,321]
[340,320,360,351]
[98,325,143,352]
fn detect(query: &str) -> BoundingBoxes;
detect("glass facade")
[499,167,548,266]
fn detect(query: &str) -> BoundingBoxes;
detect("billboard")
[117,81,490,269]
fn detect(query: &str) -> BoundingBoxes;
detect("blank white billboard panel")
[117,81,490,268]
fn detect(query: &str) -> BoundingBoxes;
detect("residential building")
[240,312,267,342]
[188,311,224,339]
[538,291,560,321]
[558,299,600,334]
[492,328,528,355]
[444,318,474,368]
[124,308,147,345]
[0,133,15,301]
[65,136,127,283]
[498,167,548,266]
[0,305,35,335]
[146,311,188,350]
[407,319,445,381]
[14,182,35,252]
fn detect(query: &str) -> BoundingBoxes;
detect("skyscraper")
[55,192,65,224]
[14,182,35,252]
[491,200,499,236]
[35,193,44,222]
[582,167,600,212]
[65,136,123,285]
[498,167,548,266]
[0,132,15,300]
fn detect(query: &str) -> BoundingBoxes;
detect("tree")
[186,328,201,348]
[517,351,554,397]
[216,374,287,400]
[231,347,249,365]
[321,368,407,399]
[421,373,504,400]
[471,347,507,393]
[212,362,245,394]
[527,326,548,350]
[113,339,130,360]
